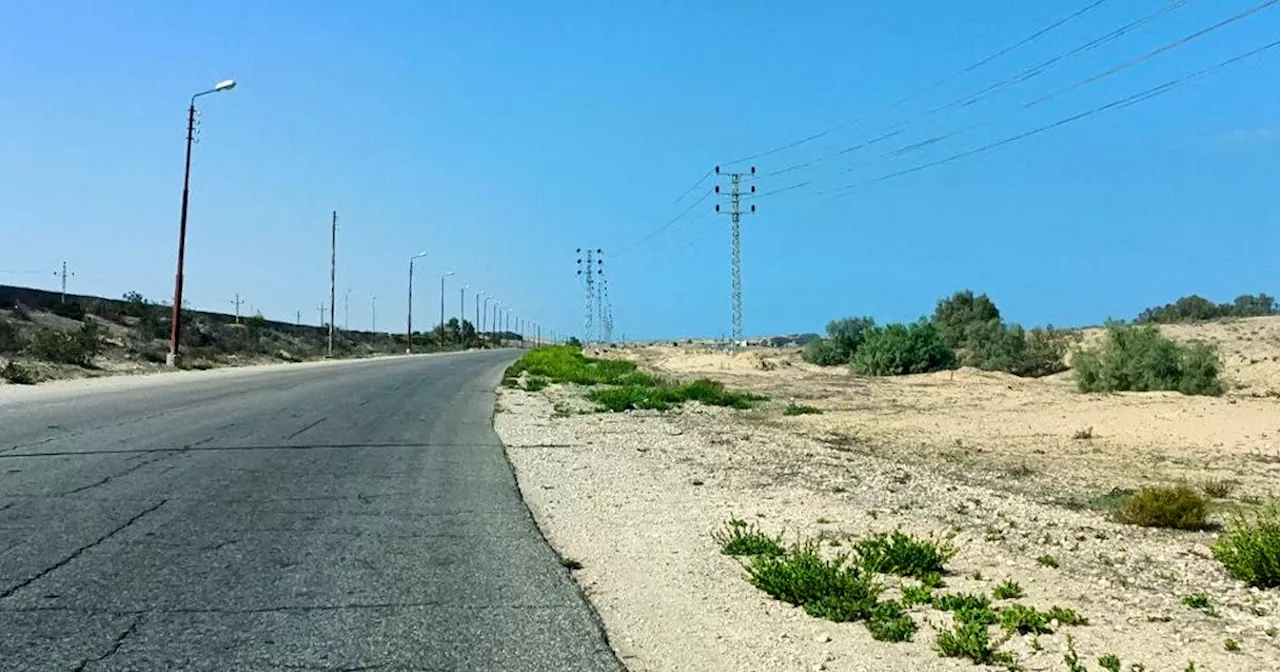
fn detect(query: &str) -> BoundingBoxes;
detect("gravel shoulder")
[495,376,1280,671]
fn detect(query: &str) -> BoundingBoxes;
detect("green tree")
[803,317,875,366]
[932,290,1000,349]
[1073,323,1222,396]
[851,321,955,376]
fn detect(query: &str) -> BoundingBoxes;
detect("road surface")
[0,352,622,671]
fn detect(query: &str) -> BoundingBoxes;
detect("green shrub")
[933,290,1001,350]
[850,321,955,376]
[746,543,880,622]
[1213,502,1280,589]
[587,385,673,412]
[1,361,38,385]
[804,317,877,366]
[992,580,1024,600]
[1017,327,1072,377]
[670,378,765,409]
[901,585,934,607]
[28,323,102,366]
[932,592,992,614]
[1000,604,1053,634]
[524,376,549,392]
[1099,653,1122,672]
[1047,606,1088,626]
[783,403,823,416]
[854,531,956,579]
[565,336,583,348]
[713,519,785,557]
[1036,554,1059,568]
[867,600,917,642]
[936,621,1012,666]
[1072,323,1223,396]
[50,301,85,320]
[511,346,653,386]
[1112,485,1209,530]
[0,321,24,354]
[1138,293,1277,323]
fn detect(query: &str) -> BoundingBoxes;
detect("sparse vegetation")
[713,519,785,557]
[867,599,917,642]
[901,584,933,607]
[1212,502,1280,589]
[559,557,583,570]
[523,375,550,391]
[1224,637,1240,652]
[1137,293,1277,324]
[1182,593,1217,616]
[586,378,765,412]
[935,621,1013,666]
[783,403,823,416]
[1,361,38,385]
[1072,427,1094,440]
[1073,323,1223,396]
[1037,554,1059,568]
[27,323,101,366]
[1199,478,1236,499]
[853,531,956,579]
[992,580,1024,600]
[0,320,24,354]
[746,543,881,623]
[1112,485,1209,530]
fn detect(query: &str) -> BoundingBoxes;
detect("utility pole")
[407,252,427,354]
[599,271,614,345]
[328,211,337,357]
[344,288,351,330]
[715,165,756,347]
[371,296,377,333]
[576,248,602,343]
[55,261,74,303]
[475,292,484,345]
[230,293,244,323]
[296,310,301,326]
[318,302,326,327]
[460,285,468,346]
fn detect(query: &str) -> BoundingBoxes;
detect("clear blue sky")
[2,1,1277,340]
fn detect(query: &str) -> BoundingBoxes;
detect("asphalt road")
[0,352,622,671]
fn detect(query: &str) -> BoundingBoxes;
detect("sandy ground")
[495,317,1280,672]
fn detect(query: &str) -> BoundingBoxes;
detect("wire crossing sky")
[1,0,1277,340]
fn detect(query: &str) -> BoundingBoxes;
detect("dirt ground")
[495,316,1280,672]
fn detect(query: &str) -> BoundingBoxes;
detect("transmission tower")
[576,248,602,342]
[714,165,756,345]
[599,273,614,345]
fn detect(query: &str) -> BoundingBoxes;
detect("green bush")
[999,603,1052,634]
[511,346,653,386]
[850,321,955,376]
[0,321,24,354]
[803,317,876,366]
[783,403,823,416]
[936,621,1012,666]
[1,361,39,385]
[1213,502,1280,589]
[853,531,956,578]
[867,600,917,642]
[1112,485,1209,530]
[933,290,1001,350]
[586,385,673,412]
[1073,323,1223,396]
[50,301,85,320]
[747,544,881,622]
[1138,293,1277,323]
[524,376,549,392]
[671,378,765,409]
[992,580,1024,600]
[585,378,764,412]
[28,323,102,366]
[713,519,786,557]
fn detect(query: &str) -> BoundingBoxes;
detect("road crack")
[71,616,141,672]
[60,453,172,496]
[0,499,167,601]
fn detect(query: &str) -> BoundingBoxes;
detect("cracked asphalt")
[0,351,622,671]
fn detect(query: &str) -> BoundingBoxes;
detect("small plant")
[1072,427,1094,440]
[936,621,1013,666]
[867,600,917,642]
[1099,653,1122,672]
[1064,635,1087,672]
[746,543,880,622]
[1212,501,1280,588]
[784,403,823,416]
[559,557,583,570]
[901,584,933,607]
[524,376,550,391]
[0,361,38,385]
[933,592,991,613]
[1000,604,1052,634]
[1113,485,1209,530]
[713,519,785,557]
[920,571,945,589]
[1047,606,1087,626]
[1037,554,1059,569]
[992,580,1024,600]
[853,530,956,579]
[1199,478,1236,499]
[1224,638,1239,652]
[971,571,984,581]
[1182,593,1214,612]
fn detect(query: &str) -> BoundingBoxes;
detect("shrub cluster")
[1213,502,1280,589]
[27,323,102,367]
[1138,293,1277,324]
[1073,323,1222,396]
[0,320,24,354]
[1112,484,1210,530]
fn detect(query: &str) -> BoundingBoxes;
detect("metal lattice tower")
[576,248,602,343]
[599,273,614,345]
[714,166,756,345]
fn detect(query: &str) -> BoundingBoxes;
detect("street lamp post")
[167,78,236,367]
[406,252,427,353]
[460,284,469,347]
[439,271,454,347]
[372,296,377,333]
[475,291,485,346]
[492,302,501,346]
[482,295,492,342]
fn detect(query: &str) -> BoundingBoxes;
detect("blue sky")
[2,1,1277,340]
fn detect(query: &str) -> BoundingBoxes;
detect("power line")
[825,36,1280,194]
[719,0,1112,169]
[614,187,715,259]
[785,0,1277,192]
[766,0,1197,180]
[671,167,716,205]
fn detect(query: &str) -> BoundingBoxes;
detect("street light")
[439,271,455,347]
[167,78,237,367]
[460,284,470,347]
[482,294,493,344]
[406,251,427,353]
[475,290,486,346]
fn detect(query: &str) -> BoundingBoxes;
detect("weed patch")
[992,580,1024,600]
[1,361,38,385]
[746,543,880,623]
[524,376,549,391]
[936,621,1013,666]
[867,600,917,642]
[1037,554,1059,569]
[783,403,823,416]
[854,531,956,579]
[1213,502,1280,588]
[713,519,785,557]
[1183,593,1217,616]
[901,585,933,607]
[1113,485,1210,530]
[1000,604,1053,634]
